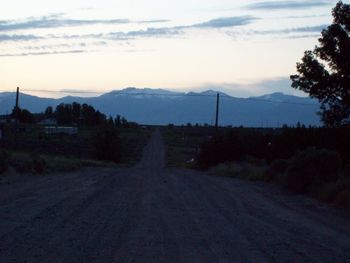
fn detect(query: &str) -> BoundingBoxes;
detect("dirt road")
[1,130,350,262]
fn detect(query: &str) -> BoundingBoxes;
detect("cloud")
[0,17,130,32]
[50,33,104,39]
[126,27,177,37]
[0,14,170,32]
[257,24,327,34]
[107,22,325,41]
[226,24,326,39]
[191,16,258,28]
[245,1,332,10]
[21,41,106,50]
[283,33,320,39]
[107,16,258,40]
[138,19,171,24]
[0,50,86,57]
[0,15,257,43]
[0,34,42,42]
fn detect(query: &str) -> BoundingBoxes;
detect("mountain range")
[0,88,321,127]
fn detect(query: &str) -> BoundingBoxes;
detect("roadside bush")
[14,154,46,174]
[30,154,46,174]
[209,162,267,181]
[15,153,46,174]
[240,164,267,181]
[0,150,10,174]
[343,164,350,178]
[265,159,289,182]
[197,130,266,169]
[286,148,342,193]
[47,157,82,172]
[334,189,350,208]
[92,124,122,162]
[245,156,266,166]
[209,163,241,177]
[314,182,339,202]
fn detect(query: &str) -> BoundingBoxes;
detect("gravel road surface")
[0,130,349,262]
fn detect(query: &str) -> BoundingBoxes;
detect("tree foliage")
[11,107,35,124]
[44,102,130,128]
[53,103,106,126]
[197,127,350,169]
[291,1,350,127]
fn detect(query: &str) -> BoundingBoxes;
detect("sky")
[0,0,344,98]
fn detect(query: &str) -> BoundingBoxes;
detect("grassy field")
[0,150,116,175]
[119,126,153,166]
[0,124,153,173]
[161,125,217,167]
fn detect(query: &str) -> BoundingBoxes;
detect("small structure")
[0,115,15,124]
[44,126,78,135]
[38,118,57,126]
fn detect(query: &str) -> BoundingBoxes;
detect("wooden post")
[215,93,220,130]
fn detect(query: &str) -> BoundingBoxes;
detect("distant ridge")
[0,88,320,126]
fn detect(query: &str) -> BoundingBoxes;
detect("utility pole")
[15,87,19,110]
[215,92,220,130]
[15,87,19,129]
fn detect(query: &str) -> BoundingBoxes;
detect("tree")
[44,106,53,118]
[291,1,350,127]
[114,115,121,127]
[72,102,81,124]
[108,116,114,126]
[55,103,73,125]
[20,109,35,123]
[11,107,35,124]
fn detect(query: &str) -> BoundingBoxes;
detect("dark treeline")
[198,127,350,169]
[45,103,106,126]
[43,102,130,127]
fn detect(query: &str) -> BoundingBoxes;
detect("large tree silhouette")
[291,1,350,127]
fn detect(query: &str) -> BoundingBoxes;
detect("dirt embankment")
[0,130,349,262]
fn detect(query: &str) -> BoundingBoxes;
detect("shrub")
[0,150,10,174]
[91,124,122,162]
[240,164,267,181]
[245,156,266,166]
[209,163,241,177]
[343,164,350,178]
[47,157,81,172]
[209,162,267,181]
[286,148,342,193]
[30,154,46,174]
[334,190,350,208]
[266,159,289,182]
[15,153,46,174]
[314,182,339,202]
